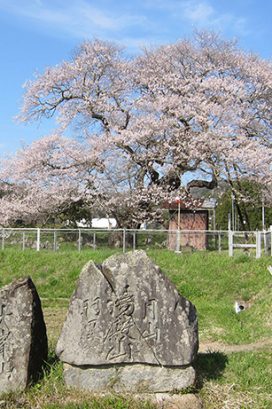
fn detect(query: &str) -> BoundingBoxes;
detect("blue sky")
[0,0,271,155]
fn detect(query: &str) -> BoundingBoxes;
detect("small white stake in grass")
[234,301,245,313]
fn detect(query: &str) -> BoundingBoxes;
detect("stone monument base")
[63,363,195,393]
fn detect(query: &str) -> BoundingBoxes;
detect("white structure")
[91,218,117,229]
[75,218,117,229]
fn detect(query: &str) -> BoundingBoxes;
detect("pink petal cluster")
[1,33,271,227]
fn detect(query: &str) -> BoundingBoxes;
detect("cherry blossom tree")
[1,33,271,228]
[0,134,99,225]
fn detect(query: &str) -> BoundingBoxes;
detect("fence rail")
[0,227,271,257]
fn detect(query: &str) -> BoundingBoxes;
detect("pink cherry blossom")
[1,33,271,227]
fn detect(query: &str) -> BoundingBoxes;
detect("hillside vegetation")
[0,249,271,408]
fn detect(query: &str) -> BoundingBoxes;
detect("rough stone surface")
[63,363,195,393]
[153,393,203,409]
[56,251,198,392]
[0,277,48,393]
[132,393,203,409]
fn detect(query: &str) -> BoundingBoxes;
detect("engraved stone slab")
[63,363,196,393]
[0,277,48,393]
[56,251,198,392]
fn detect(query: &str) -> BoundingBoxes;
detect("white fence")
[228,230,264,258]
[0,227,271,258]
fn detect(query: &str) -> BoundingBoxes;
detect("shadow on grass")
[194,351,228,389]
[46,349,60,368]
[40,349,61,382]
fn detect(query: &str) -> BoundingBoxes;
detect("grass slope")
[0,248,271,408]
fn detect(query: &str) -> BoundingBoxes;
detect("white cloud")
[184,2,214,23]
[0,0,250,48]
[0,0,149,39]
[144,0,249,36]
[182,1,250,37]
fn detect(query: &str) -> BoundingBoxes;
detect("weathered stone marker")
[0,277,48,393]
[56,251,198,393]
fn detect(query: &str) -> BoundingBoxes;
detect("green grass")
[149,250,272,344]
[0,248,270,345]
[0,248,119,299]
[197,351,272,408]
[0,248,271,408]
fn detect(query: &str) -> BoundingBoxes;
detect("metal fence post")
[256,231,261,259]
[78,229,82,252]
[93,232,96,249]
[22,232,25,251]
[228,229,233,257]
[36,228,40,251]
[123,229,126,253]
[53,231,57,251]
[270,226,272,257]
[1,229,5,250]
[175,230,181,253]
[133,231,136,251]
[263,229,267,255]
[218,232,221,252]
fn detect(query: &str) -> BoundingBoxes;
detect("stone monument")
[56,251,198,393]
[0,277,48,393]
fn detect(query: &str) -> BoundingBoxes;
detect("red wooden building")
[165,199,216,251]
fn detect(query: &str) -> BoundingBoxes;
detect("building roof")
[163,197,217,210]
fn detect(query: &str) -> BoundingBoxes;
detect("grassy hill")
[0,249,271,408]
